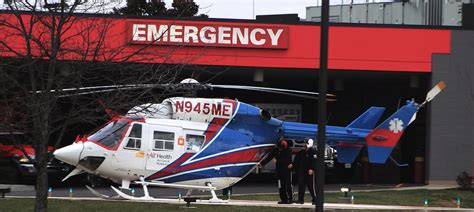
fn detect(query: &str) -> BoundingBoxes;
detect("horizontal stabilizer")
[346,107,385,130]
[335,144,363,164]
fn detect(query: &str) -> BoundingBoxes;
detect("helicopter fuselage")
[56,98,283,189]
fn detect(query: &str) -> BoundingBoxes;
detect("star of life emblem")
[389,118,404,133]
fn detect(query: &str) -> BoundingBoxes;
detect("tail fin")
[347,107,385,130]
[334,107,385,164]
[365,101,418,163]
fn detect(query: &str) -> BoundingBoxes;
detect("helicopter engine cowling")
[260,109,271,121]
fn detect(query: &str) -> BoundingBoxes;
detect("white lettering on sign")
[133,24,146,41]
[232,28,249,45]
[170,25,183,42]
[218,27,231,44]
[250,28,265,46]
[200,26,216,44]
[129,23,288,49]
[147,25,169,42]
[184,26,198,43]
[267,29,283,46]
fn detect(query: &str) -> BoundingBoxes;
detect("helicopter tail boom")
[281,101,418,164]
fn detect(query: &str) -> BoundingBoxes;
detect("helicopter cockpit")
[87,119,129,149]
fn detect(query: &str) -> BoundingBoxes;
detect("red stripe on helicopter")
[146,153,193,180]
[202,99,237,145]
[366,129,403,147]
[335,143,364,148]
[150,146,273,180]
[203,117,229,144]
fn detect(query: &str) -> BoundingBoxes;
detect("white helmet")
[305,138,314,148]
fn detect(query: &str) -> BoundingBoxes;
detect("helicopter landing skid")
[85,185,123,200]
[109,179,227,203]
[206,182,227,203]
[111,186,158,201]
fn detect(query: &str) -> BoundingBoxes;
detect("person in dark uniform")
[222,186,233,199]
[293,138,316,204]
[260,139,294,204]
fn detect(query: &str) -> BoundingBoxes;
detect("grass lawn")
[232,188,474,208]
[0,198,303,212]
[1,189,472,211]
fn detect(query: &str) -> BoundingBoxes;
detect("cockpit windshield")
[87,120,128,149]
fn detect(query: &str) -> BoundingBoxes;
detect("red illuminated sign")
[127,21,289,49]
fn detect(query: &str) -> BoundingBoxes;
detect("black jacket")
[261,147,293,172]
[293,148,316,176]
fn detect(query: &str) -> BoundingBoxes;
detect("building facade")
[0,12,473,184]
[307,0,473,26]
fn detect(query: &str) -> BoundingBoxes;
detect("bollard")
[48,187,52,197]
[178,192,182,203]
[456,197,461,208]
[131,188,135,197]
[227,189,231,201]
[423,198,429,207]
[68,188,73,198]
[351,195,355,204]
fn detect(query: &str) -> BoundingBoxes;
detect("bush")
[456,172,472,190]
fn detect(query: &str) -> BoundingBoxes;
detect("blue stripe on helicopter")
[162,163,255,183]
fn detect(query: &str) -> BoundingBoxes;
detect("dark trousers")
[277,171,293,202]
[297,174,316,203]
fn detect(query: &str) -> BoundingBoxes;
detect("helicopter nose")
[53,143,83,166]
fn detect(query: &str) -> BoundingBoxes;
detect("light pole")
[252,0,255,19]
[316,0,329,211]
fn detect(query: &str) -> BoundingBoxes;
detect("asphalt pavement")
[2,180,456,199]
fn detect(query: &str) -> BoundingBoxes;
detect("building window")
[125,124,142,150]
[186,134,205,153]
[153,131,174,151]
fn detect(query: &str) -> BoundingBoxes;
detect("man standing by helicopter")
[260,139,294,204]
[293,138,317,204]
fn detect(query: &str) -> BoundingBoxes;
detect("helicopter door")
[145,125,183,171]
[114,123,145,174]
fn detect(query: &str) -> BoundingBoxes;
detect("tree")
[0,1,190,211]
[114,0,202,17]
[167,0,199,17]
[113,0,167,16]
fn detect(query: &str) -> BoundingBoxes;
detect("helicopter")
[53,80,445,202]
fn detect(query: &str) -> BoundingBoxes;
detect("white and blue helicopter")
[53,79,445,202]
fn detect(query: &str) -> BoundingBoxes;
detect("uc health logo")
[389,118,404,133]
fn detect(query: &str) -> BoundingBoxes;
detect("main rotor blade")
[208,84,337,100]
[58,87,140,97]
[35,84,170,95]
[36,80,338,101]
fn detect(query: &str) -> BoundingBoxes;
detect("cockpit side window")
[125,124,142,150]
[185,134,205,153]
